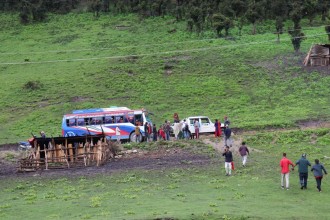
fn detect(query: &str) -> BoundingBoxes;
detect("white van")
[172,116,224,136]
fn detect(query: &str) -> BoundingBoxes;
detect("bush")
[23,81,43,91]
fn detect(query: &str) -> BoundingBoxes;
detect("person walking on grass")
[280,153,295,190]
[224,125,232,147]
[311,159,327,192]
[222,146,233,176]
[295,153,311,189]
[239,142,250,167]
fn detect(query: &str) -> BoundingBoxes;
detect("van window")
[201,118,210,124]
[189,118,196,125]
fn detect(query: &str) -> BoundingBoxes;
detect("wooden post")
[45,147,48,170]
[68,143,74,163]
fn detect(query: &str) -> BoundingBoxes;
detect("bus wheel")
[129,132,142,142]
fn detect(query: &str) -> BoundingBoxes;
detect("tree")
[245,0,265,35]
[271,0,288,42]
[230,0,247,35]
[288,0,305,52]
[318,0,330,21]
[187,5,203,34]
[325,25,330,41]
[303,0,318,25]
[275,17,284,42]
[212,13,233,37]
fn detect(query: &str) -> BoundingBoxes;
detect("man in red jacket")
[280,153,295,190]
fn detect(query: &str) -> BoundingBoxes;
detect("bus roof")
[72,107,131,114]
[65,107,144,118]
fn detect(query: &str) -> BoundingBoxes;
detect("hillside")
[0,12,329,144]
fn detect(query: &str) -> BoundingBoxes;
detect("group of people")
[280,153,327,192]
[222,142,250,176]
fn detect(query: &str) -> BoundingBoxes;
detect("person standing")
[222,146,233,176]
[280,153,295,190]
[164,120,171,141]
[115,126,121,143]
[214,119,222,138]
[295,153,311,189]
[135,125,141,143]
[144,122,149,142]
[224,116,230,127]
[239,142,250,167]
[194,119,200,139]
[182,119,189,140]
[311,159,327,192]
[224,125,232,147]
[152,123,157,141]
[40,131,46,138]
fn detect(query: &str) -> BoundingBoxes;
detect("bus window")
[104,116,113,124]
[77,118,85,126]
[115,116,124,123]
[91,117,102,125]
[67,119,76,127]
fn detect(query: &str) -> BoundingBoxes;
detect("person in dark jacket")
[224,125,232,147]
[152,124,157,141]
[295,153,311,189]
[222,146,233,176]
[311,159,327,192]
[239,142,250,167]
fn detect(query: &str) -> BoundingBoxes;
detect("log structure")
[18,135,117,172]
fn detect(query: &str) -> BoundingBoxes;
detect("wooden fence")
[18,135,117,172]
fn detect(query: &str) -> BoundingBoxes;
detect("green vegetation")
[0,12,329,143]
[1,4,330,220]
[1,129,330,219]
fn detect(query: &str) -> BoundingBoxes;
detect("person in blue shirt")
[311,159,327,192]
[295,153,311,189]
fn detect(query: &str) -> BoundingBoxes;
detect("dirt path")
[202,135,263,156]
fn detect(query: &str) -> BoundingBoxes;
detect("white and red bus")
[62,107,152,142]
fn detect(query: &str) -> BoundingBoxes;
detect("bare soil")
[0,144,215,179]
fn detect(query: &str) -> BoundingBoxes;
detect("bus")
[61,107,152,142]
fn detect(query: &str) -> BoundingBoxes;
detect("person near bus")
[144,122,149,142]
[152,123,157,141]
[115,126,121,143]
[135,125,141,142]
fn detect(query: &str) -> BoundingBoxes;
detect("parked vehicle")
[62,106,153,142]
[18,141,32,151]
[171,116,225,137]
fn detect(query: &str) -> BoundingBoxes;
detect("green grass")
[0,12,329,144]
[1,128,330,219]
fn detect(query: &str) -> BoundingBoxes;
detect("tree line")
[1,0,330,51]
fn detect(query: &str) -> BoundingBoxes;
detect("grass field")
[0,12,330,220]
[1,128,330,220]
[0,12,329,143]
